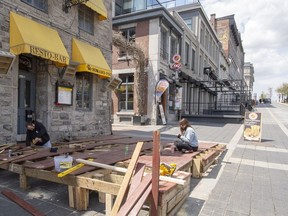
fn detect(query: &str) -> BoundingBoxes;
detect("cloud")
[201,0,288,99]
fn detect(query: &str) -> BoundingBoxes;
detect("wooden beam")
[24,168,121,195]
[129,183,152,215]
[0,151,37,165]
[76,159,186,185]
[116,174,152,216]
[151,130,160,215]
[127,162,145,198]
[110,141,144,216]
[1,189,45,216]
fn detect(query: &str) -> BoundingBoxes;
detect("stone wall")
[0,0,113,143]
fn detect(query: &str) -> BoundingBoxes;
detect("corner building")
[0,0,113,143]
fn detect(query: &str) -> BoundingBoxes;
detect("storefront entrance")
[17,70,36,135]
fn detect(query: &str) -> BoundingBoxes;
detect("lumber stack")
[192,143,227,178]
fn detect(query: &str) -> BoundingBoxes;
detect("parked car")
[264,98,271,104]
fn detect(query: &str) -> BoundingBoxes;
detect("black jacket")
[26,121,50,146]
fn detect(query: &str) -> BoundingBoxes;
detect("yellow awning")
[10,12,69,66]
[72,38,111,78]
[84,0,107,21]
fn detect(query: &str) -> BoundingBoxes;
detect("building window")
[185,42,190,68]
[79,5,94,35]
[118,73,134,111]
[183,18,192,29]
[191,48,196,71]
[160,28,168,61]
[21,0,48,12]
[76,73,92,111]
[200,23,204,45]
[118,28,136,58]
[170,37,177,63]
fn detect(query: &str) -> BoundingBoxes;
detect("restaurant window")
[76,73,92,111]
[119,28,135,58]
[21,0,48,13]
[79,5,94,35]
[118,73,134,111]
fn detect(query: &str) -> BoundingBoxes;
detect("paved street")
[0,103,287,215]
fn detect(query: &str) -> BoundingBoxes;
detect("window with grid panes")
[21,0,48,12]
[76,73,92,111]
[118,28,135,58]
[118,73,134,111]
[170,37,177,63]
[79,5,94,35]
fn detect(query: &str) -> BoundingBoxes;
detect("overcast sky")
[201,0,288,100]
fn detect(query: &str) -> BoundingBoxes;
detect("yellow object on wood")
[57,159,93,178]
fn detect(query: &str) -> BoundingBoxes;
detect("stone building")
[0,0,113,143]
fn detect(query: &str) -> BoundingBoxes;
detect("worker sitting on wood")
[26,120,51,148]
[171,118,198,153]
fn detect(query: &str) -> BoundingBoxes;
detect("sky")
[200,0,288,100]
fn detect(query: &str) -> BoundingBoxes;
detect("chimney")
[210,14,216,30]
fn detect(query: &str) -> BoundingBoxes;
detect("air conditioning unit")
[0,50,16,74]
[107,76,122,90]
[59,61,79,82]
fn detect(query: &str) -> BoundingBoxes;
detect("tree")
[276,83,288,103]
[112,31,148,116]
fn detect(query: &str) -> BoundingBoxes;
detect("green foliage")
[276,83,288,96]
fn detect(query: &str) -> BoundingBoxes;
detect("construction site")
[0,128,226,216]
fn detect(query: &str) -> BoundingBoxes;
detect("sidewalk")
[1,104,287,215]
[177,105,288,216]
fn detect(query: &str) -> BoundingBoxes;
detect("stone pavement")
[0,103,287,215]
[177,103,288,216]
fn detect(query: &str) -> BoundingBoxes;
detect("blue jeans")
[42,140,52,148]
[174,140,198,151]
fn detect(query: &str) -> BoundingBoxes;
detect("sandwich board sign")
[243,112,262,142]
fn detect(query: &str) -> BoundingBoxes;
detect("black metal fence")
[181,101,244,116]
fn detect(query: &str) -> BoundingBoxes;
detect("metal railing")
[182,101,243,116]
[159,0,200,8]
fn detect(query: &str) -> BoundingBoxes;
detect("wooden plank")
[56,134,131,145]
[76,159,186,185]
[192,158,201,178]
[1,189,45,216]
[23,168,121,195]
[151,130,160,215]
[0,151,37,165]
[93,173,105,203]
[116,174,152,216]
[110,141,144,216]
[127,162,146,198]
[105,193,114,216]
[129,183,152,216]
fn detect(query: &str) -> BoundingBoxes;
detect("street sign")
[171,62,182,70]
[243,112,262,142]
[172,54,181,63]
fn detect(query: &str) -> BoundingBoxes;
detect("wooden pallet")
[192,143,227,178]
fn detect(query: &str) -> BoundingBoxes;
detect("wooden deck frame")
[0,137,227,214]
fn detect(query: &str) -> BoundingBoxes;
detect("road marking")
[267,107,288,136]
[228,157,288,171]
[237,144,288,153]
[189,125,244,200]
